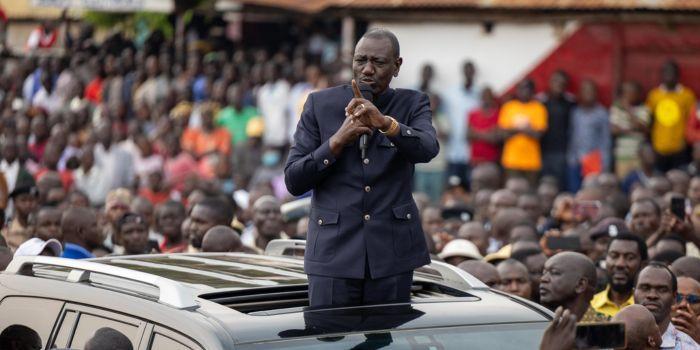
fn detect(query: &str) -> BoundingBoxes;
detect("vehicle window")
[51,311,77,348]
[238,323,548,349]
[150,333,191,350]
[0,297,64,349]
[69,313,139,349]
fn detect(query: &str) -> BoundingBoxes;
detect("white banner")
[31,0,174,13]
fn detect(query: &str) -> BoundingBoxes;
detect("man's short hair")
[641,262,677,293]
[362,28,400,58]
[510,248,542,263]
[608,233,648,261]
[632,198,661,217]
[116,212,146,233]
[196,197,234,226]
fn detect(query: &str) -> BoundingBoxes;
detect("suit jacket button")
[363,158,370,165]
[364,186,371,192]
[406,213,412,219]
[406,129,412,135]
[323,159,329,165]
[318,219,323,225]
[364,214,370,221]
[390,142,394,147]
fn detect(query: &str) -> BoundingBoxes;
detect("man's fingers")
[672,317,693,329]
[351,79,362,98]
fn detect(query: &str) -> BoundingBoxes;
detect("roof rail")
[264,239,488,290]
[4,256,198,310]
[265,239,306,256]
[419,261,489,291]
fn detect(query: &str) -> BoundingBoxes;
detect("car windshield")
[237,322,548,349]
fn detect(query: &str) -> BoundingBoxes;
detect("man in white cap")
[14,237,62,257]
[438,239,483,266]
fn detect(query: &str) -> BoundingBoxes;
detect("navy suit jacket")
[285,84,439,279]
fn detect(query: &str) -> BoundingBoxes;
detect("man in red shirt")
[468,87,501,164]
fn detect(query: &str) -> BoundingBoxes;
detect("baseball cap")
[14,238,63,257]
[589,217,631,241]
[438,239,483,261]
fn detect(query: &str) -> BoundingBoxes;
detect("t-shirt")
[180,128,232,157]
[468,107,500,164]
[646,84,696,155]
[217,106,259,145]
[498,100,548,171]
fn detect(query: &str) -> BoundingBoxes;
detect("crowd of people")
[0,18,699,349]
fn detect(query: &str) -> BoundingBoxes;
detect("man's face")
[488,192,517,220]
[106,202,129,224]
[352,37,402,95]
[35,209,62,241]
[634,267,676,325]
[518,197,541,223]
[675,277,700,316]
[81,214,103,249]
[14,193,37,217]
[120,221,149,254]
[498,264,532,299]
[688,179,700,205]
[157,206,184,240]
[189,205,218,248]
[591,236,610,263]
[253,201,282,238]
[539,256,582,307]
[606,240,643,294]
[630,202,660,238]
[525,253,547,292]
[421,208,443,236]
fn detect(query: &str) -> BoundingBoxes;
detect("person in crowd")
[258,62,290,148]
[217,84,259,147]
[498,79,547,185]
[181,102,231,159]
[0,324,42,350]
[201,225,244,253]
[467,87,500,165]
[539,252,607,322]
[241,195,287,252]
[629,198,662,241]
[2,171,38,251]
[130,196,161,244]
[457,222,489,257]
[438,239,483,266]
[511,246,546,302]
[673,276,700,343]
[647,60,696,172]
[497,259,533,300]
[102,188,132,252]
[612,304,663,350]
[93,121,135,204]
[155,201,187,253]
[539,70,575,191]
[610,81,652,179]
[671,256,700,284]
[30,206,62,242]
[443,61,480,187]
[73,144,106,206]
[457,260,500,288]
[567,80,611,192]
[116,212,157,255]
[187,197,234,253]
[591,233,647,318]
[635,263,699,348]
[14,236,62,257]
[60,206,102,259]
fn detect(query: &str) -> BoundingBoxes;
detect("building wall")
[370,21,579,96]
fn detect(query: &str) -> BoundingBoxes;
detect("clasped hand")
[329,80,389,155]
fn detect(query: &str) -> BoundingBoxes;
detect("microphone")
[358,84,374,160]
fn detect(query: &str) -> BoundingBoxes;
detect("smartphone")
[575,322,625,349]
[546,236,582,251]
[671,197,687,219]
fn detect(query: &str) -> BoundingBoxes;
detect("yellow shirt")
[646,85,696,155]
[590,285,634,318]
[498,100,548,171]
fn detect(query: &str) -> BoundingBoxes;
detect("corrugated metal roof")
[241,0,700,13]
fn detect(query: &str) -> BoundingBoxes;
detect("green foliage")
[83,11,172,39]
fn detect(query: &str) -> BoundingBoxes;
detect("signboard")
[31,0,174,13]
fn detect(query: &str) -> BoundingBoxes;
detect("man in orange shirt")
[498,79,548,185]
[181,103,232,158]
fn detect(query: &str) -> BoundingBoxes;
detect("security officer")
[285,28,439,307]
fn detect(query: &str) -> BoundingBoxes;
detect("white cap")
[14,238,63,257]
[438,239,483,261]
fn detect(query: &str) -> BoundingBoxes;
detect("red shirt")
[84,78,103,105]
[468,107,500,164]
[159,239,188,253]
[138,188,171,206]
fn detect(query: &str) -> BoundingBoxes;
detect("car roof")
[3,253,552,345]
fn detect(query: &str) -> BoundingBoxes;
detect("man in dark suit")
[285,28,439,307]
